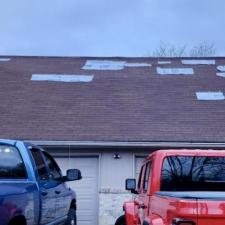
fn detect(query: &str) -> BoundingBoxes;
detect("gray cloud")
[0,0,224,56]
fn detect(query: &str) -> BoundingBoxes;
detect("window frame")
[137,165,144,191]
[142,161,151,193]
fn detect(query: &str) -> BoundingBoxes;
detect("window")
[43,152,62,180]
[161,156,225,191]
[143,162,151,192]
[137,165,144,189]
[0,145,26,178]
[30,149,49,180]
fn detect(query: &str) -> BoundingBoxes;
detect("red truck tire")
[115,215,126,225]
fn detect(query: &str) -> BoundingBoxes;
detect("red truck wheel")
[115,215,126,225]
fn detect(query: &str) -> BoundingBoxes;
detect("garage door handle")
[41,191,48,196]
[55,190,61,195]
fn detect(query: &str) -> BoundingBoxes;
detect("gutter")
[25,141,225,149]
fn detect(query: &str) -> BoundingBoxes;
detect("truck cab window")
[30,149,49,180]
[0,145,26,178]
[137,165,144,190]
[143,162,151,192]
[43,152,62,180]
[161,156,225,191]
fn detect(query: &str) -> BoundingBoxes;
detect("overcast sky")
[0,0,225,57]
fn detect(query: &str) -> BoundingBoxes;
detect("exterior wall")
[46,146,150,225]
[99,191,133,225]
[99,152,135,225]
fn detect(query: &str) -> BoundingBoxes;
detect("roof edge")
[25,141,225,148]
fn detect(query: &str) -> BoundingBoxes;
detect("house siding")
[47,146,150,225]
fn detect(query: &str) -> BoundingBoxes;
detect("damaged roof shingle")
[0,56,224,142]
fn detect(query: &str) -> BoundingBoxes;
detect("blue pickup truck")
[0,139,82,225]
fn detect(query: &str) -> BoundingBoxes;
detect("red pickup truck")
[115,149,225,225]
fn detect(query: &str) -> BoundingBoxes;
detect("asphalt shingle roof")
[0,56,225,142]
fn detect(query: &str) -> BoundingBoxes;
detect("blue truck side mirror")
[66,169,82,181]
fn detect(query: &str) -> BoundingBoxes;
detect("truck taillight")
[172,218,195,225]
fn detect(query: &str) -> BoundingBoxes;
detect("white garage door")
[56,156,99,225]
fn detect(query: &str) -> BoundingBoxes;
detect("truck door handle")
[41,191,48,196]
[55,190,61,195]
[139,203,147,209]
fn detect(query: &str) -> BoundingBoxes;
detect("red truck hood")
[154,192,225,225]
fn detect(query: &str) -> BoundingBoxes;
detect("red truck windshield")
[161,156,225,191]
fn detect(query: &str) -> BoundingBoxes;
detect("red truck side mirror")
[125,179,138,194]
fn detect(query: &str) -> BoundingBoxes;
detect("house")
[0,56,225,225]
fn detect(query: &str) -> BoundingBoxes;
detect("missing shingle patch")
[196,92,225,100]
[124,63,151,67]
[158,61,171,65]
[182,59,215,65]
[157,67,194,75]
[82,60,126,70]
[217,66,225,72]
[31,74,94,82]
[217,73,225,78]
[0,58,11,62]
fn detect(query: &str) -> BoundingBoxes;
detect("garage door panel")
[73,178,97,187]
[77,211,96,221]
[56,157,98,225]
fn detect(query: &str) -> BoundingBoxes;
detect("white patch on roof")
[216,72,225,78]
[82,60,126,70]
[157,67,194,75]
[217,65,225,72]
[158,61,171,65]
[31,74,94,82]
[196,92,225,100]
[124,62,151,67]
[182,59,215,65]
[0,58,11,62]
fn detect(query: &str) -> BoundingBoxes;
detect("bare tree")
[152,41,216,57]
[189,41,216,57]
[152,41,187,57]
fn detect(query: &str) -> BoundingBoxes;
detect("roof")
[0,56,225,143]
[151,149,225,159]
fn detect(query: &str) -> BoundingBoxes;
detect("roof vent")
[182,59,215,65]
[0,58,11,62]
[124,62,151,67]
[82,60,126,70]
[31,74,94,82]
[196,92,225,100]
[157,67,194,75]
